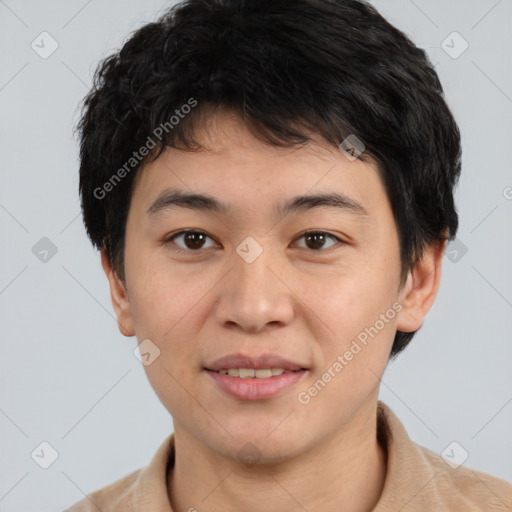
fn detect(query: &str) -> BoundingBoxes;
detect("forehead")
[129,111,387,223]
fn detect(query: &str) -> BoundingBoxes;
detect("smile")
[215,368,293,378]
[204,368,307,400]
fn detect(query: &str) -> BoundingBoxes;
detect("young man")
[67,0,512,510]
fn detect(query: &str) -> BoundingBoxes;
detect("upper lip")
[204,353,307,372]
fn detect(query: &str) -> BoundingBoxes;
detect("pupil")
[307,233,325,249]
[185,232,204,249]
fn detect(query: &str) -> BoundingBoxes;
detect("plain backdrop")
[0,0,511,510]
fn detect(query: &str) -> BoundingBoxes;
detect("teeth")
[255,369,272,378]
[217,368,288,378]
[239,368,255,378]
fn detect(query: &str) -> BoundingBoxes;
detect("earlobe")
[395,238,447,333]
[100,249,136,337]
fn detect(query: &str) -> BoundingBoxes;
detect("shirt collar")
[119,400,509,511]
[127,401,405,510]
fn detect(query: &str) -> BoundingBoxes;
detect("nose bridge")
[215,236,294,332]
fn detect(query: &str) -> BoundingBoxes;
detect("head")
[77,0,461,461]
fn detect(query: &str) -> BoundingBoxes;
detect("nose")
[213,242,295,333]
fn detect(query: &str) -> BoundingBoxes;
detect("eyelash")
[164,229,345,254]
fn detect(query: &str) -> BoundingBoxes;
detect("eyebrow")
[147,188,369,219]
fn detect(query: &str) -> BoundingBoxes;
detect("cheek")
[294,274,398,424]
[127,259,228,389]
[129,264,209,417]
[297,261,400,409]
[126,246,202,336]
[298,260,399,340]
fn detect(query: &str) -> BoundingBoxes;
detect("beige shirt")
[67,401,512,511]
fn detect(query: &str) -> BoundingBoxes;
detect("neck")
[168,402,387,512]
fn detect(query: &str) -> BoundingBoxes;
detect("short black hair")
[76,0,462,358]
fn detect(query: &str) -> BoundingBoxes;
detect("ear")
[395,236,448,333]
[101,248,135,337]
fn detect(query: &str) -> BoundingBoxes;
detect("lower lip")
[205,369,307,400]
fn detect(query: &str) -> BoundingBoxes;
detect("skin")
[101,109,446,512]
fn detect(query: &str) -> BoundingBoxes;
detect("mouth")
[204,352,307,373]
[203,353,309,400]
[211,368,302,378]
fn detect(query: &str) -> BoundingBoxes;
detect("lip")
[205,368,308,401]
[204,353,307,372]
[203,352,309,401]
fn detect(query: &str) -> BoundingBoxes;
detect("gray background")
[0,0,511,510]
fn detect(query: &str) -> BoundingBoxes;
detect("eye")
[293,231,343,251]
[164,229,344,254]
[165,230,218,252]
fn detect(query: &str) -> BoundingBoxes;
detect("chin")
[228,429,303,462]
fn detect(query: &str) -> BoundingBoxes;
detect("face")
[102,109,444,464]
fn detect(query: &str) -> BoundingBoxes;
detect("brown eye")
[295,231,342,251]
[167,230,217,252]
